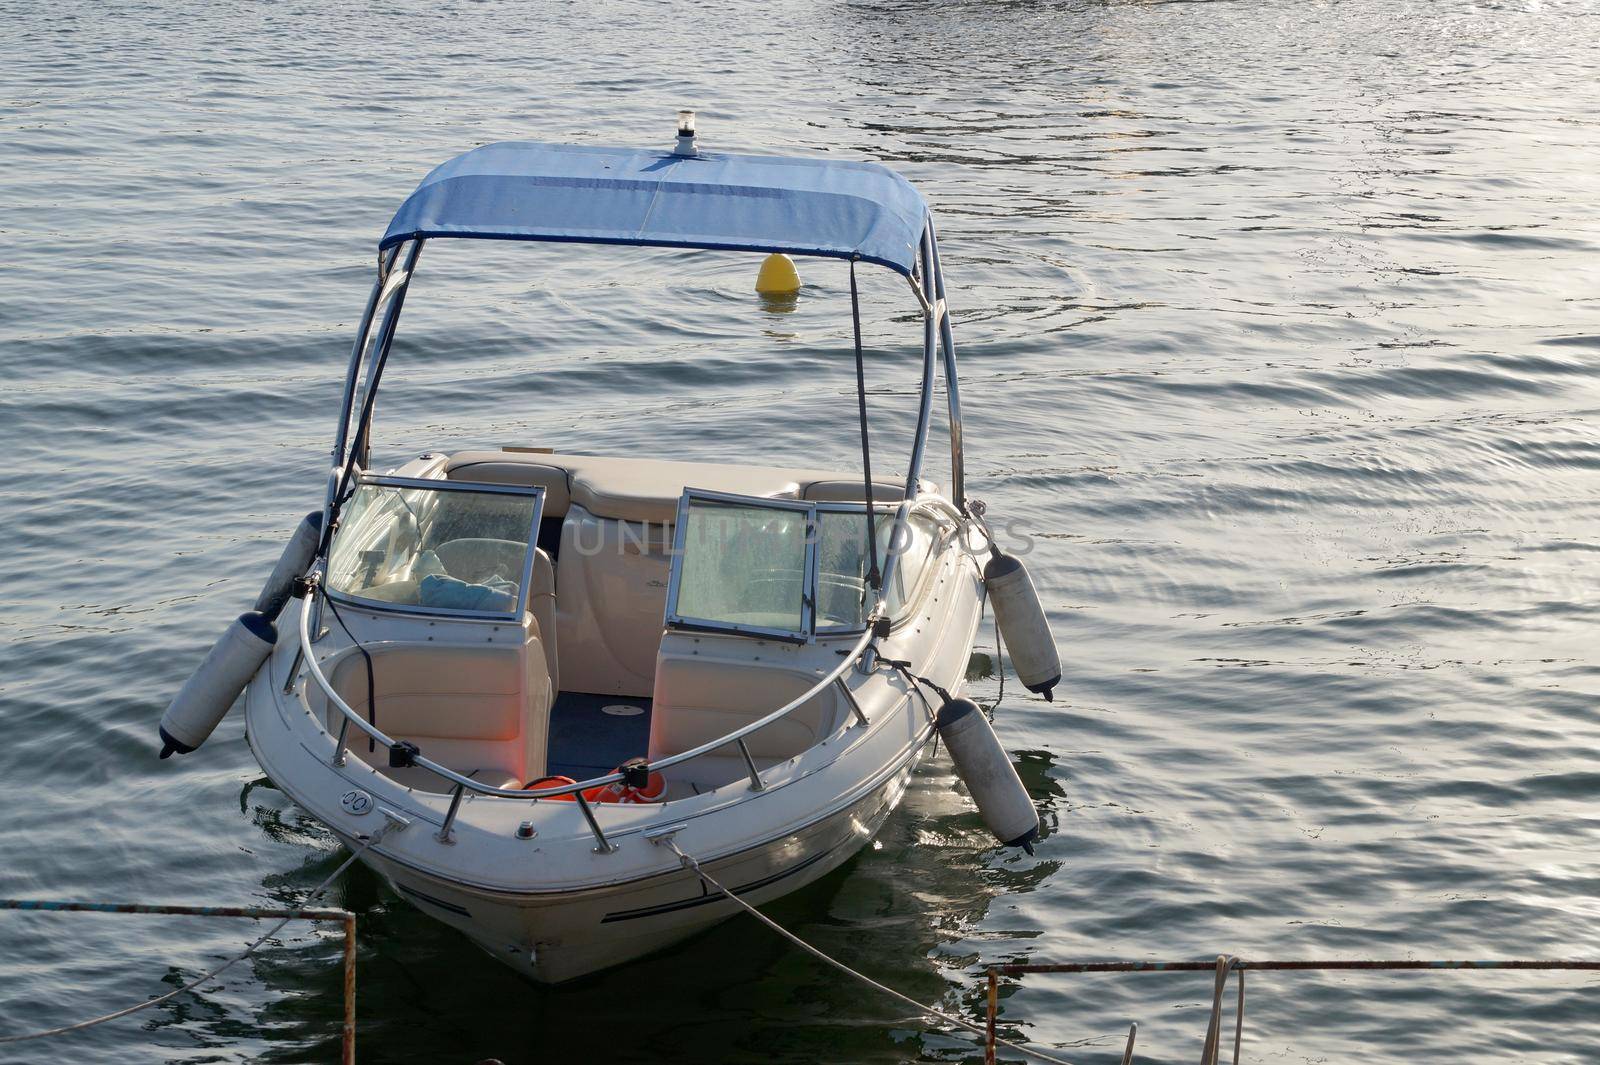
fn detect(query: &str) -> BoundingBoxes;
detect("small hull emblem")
[341,789,374,816]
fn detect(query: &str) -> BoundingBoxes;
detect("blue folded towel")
[418,573,517,613]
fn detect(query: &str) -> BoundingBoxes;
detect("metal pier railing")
[983,956,1600,1064]
[1,898,358,1064]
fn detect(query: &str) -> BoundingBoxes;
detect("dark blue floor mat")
[546,691,653,778]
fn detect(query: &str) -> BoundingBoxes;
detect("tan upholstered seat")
[649,657,844,781]
[328,630,554,790]
[798,479,912,503]
[566,457,800,525]
[439,458,574,515]
[435,450,936,714]
[527,548,558,690]
[443,450,935,525]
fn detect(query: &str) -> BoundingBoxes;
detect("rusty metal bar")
[0,899,349,921]
[982,957,1600,1063]
[993,958,1600,975]
[984,968,998,1065]
[342,912,357,1065]
[1,898,357,1063]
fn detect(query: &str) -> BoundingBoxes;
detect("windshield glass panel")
[815,510,937,630]
[672,499,810,636]
[326,480,541,615]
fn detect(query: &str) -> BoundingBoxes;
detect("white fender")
[158,611,276,758]
[254,511,322,621]
[984,549,1060,701]
[936,697,1039,852]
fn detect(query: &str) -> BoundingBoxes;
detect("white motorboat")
[160,116,1061,983]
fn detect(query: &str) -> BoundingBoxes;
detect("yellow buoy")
[755,252,801,295]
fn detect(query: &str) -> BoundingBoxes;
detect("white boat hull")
[330,736,926,981]
[245,488,984,984]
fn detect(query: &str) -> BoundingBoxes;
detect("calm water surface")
[4,1,1600,1062]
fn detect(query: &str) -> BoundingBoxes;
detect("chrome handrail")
[296,575,880,850]
[300,211,964,852]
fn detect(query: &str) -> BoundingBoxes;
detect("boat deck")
[546,691,653,779]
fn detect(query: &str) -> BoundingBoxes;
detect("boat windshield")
[814,507,936,632]
[666,491,938,640]
[668,494,815,640]
[325,476,545,619]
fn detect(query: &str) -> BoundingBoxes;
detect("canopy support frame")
[317,224,966,598]
[315,239,422,638]
[321,243,402,553]
[928,217,966,512]
[869,225,941,627]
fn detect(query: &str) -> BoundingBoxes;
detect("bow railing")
[295,574,882,852]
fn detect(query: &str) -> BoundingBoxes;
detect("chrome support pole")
[350,239,423,470]
[576,793,617,854]
[282,645,305,694]
[874,226,940,610]
[436,782,464,845]
[313,244,406,641]
[736,738,765,791]
[326,252,394,503]
[836,676,869,726]
[323,245,402,522]
[905,272,933,315]
[855,235,937,676]
[928,218,966,511]
[332,717,350,768]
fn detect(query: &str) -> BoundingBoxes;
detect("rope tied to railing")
[0,818,403,1046]
[882,658,951,713]
[960,505,1005,710]
[1198,955,1243,1065]
[658,837,1078,1065]
[988,586,1007,711]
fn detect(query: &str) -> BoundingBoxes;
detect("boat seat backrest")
[445,450,938,526]
[329,634,553,784]
[337,550,555,687]
[552,505,671,697]
[527,548,558,691]
[798,479,911,504]
[443,458,573,517]
[649,658,840,764]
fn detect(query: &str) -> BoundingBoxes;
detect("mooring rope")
[961,509,1005,710]
[660,839,1078,1065]
[0,823,398,1045]
[986,583,1007,711]
[1198,955,1244,1065]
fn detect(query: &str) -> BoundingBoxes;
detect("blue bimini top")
[381,141,930,277]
